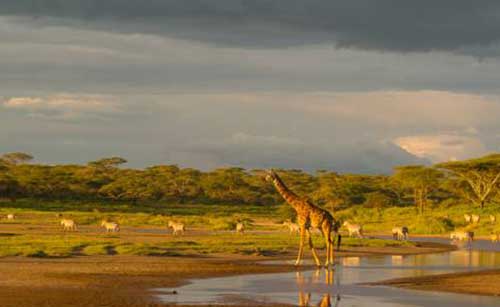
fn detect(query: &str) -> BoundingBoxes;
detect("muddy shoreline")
[0,242,456,307]
[366,268,500,297]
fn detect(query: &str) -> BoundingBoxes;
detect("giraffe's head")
[265,169,278,183]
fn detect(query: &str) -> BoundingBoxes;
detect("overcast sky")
[1,1,500,173]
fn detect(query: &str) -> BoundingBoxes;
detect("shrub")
[439,198,458,208]
[276,203,296,223]
[410,216,454,234]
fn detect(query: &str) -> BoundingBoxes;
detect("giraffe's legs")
[330,232,335,265]
[307,229,321,267]
[298,291,310,307]
[322,224,334,267]
[322,228,331,267]
[325,268,334,285]
[295,227,306,266]
[318,294,331,307]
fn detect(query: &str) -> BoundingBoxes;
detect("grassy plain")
[337,203,500,236]
[0,200,414,258]
[0,200,472,306]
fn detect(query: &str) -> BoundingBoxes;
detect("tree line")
[0,152,499,213]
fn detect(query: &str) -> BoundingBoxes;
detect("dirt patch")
[0,255,293,307]
[0,241,453,307]
[365,269,500,297]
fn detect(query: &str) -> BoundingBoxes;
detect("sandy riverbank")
[0,242,453,307]
[368,269,500,297]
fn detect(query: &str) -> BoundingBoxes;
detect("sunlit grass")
[3,198,495,259]
[337,203,500,235]
[0,231,411,258]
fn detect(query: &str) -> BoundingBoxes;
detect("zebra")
[168,221,185,235]
[392,226,409,241]
[343,221,363,238]
[60,219,77,231]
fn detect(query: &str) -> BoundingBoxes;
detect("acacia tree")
[437,154,500,209]
[0,153,32,200]
[0,152,33,165]
[0,172,19,201]
[393,165,443,214]
[88,157,127,170]
[311,171,343,212]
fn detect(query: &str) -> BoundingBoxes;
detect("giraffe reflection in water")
[296,270,341,307]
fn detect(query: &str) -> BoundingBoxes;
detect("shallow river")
[156,238,500,306]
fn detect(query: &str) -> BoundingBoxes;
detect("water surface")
[156,240,500,306]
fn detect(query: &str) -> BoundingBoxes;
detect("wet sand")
[369,269,500,296]
[0,242,452,307]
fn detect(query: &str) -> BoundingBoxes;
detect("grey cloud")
[181,133,428,173]
[2,1,500,55]
[441,139,465,146]
[2,91,499,173]
[2,24,500,95]
[0,91,432,173]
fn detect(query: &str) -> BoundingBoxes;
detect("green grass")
[6,198,495,259]
[0,199,277,217]
[0,200,275,229]
[337,203,500,236]
[0,231,412,258]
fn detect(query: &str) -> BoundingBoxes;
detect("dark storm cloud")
[2,1,500,54]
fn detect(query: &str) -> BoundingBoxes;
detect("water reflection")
[332,249,500,269]
[297,270,340,307]
[156,247,500,306]
[298,292,340,307]
[341,256,360,266]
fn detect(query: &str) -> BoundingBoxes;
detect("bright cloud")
[298,90,500,128]
[2,94,119,120]
[230,133,302,146]
[394,134,488,163]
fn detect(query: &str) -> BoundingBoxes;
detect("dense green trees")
[0,152,499,212]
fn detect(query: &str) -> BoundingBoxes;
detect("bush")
[363,192,396,209]
[439,198,458,208]
[276,203,296,223]
[410,216,454,234]
[209,217,236,230]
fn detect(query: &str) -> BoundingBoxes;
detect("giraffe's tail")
[330,220,342,251]
[329,231,342,251]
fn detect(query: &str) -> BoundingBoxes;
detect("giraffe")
[265,170,340,267]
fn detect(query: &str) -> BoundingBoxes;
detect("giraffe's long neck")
[272,174,302,211]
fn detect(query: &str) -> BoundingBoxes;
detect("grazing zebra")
[60,219,77,231]
[464,214,472,223]
[101,220,120,232]
[471,214,480,224]
[283,220,300,234]
[489,215,496,223]
[6,214,15,220]
[490,233,499,243]
[392,226,409,241]
[450,230,474,244]
[343,221,363,238]
[168,221,185,235]
[235,222,245,234]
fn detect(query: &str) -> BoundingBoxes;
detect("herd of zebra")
[1,213,237,235]
[59,217,121,232]
[2,213,499,243]
[283,214,499,245]
[283,219,409,241]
